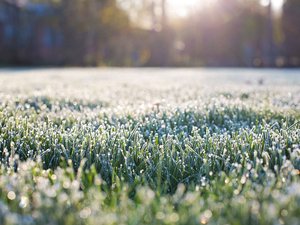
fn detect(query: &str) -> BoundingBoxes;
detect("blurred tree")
[180,0,265,67]
[146,0,173,66]
[0,0,297,67]
[59,0,130,65]
[119,0,174,66]
[282,0,300,66]
[5,0,131,66]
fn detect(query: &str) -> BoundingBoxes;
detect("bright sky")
[261,0,285,10]
[169,0,285,18]
[168,0,200,18]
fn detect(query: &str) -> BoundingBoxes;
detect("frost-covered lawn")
[0,68,299,225]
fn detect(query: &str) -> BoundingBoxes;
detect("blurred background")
[0,0,299,67]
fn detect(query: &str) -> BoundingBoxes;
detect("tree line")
[0,0,299,67]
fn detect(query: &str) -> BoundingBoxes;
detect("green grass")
[0,69,299,225]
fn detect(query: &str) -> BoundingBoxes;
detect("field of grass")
[0,68,299,225]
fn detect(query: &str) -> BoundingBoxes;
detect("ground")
[0,68,299,225]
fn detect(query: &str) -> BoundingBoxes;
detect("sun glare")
[168,0,201,18]
[260,0,284,10]
[169,0,284,18]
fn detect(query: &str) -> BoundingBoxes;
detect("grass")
[0,69,299,225]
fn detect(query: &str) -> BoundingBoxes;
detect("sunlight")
[168,0,203,18]
[260,0,284,10]
[272,0,284,11]
[169,0,284,17]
